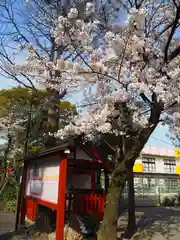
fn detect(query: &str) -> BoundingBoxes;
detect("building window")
[164,159,176,173]
[164,179,178,189]
[142,158,156,172]
[142,177,156,189]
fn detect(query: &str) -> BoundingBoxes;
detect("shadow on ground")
[133,207,180,240]
[1,207,180,240]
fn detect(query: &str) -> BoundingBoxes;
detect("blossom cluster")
[13,1,180,140]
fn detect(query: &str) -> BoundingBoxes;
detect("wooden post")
[56,158,67,240]
[19,163,27,226]
[17,100,32,229]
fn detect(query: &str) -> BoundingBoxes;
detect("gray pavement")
[119,207,180,240]
[0,211,16,233]
[137,207,180,240]
[0,207,180,239]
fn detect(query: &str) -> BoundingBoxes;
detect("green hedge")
[1,183,19,212]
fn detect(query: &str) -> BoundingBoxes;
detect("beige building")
[133,146,180,186]
[131,146,180,206]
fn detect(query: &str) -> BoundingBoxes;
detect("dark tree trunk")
[97,161,127,240]
[125,167,137,239]
[46,89,67,147]
[97,90,162,240]
[97,127,160,240]
[47,90,60,132]
[46,38,61,147]
[104,169,109,194]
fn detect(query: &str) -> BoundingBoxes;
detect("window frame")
[164,178,178,189]
[164,159,176,173]
[142,157,156,172]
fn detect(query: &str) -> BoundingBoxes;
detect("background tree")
[168,108,180,148]
[0,86,77,162]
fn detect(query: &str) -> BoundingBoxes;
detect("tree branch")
[140,93,152,106]
[164,6,180,63]
[168,45,180,62]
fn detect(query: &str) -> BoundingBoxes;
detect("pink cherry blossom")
[10,1,180,141]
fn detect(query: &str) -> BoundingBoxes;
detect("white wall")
[135,158,142,164]
[155,157,165,173]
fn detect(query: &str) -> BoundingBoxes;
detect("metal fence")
[100,173,180,207]
[122,185,180,207]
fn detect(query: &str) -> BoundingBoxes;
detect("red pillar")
[20,163,28,225]
[56,158,67,240]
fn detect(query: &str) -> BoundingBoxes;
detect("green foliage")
[175,194,180,205]
[1,183,19,213]
[0,87,77,161]
[0,87,76,122]
[2,184,17,202]
[5,199,17,213]
[162,196,176,206]
[29,144,42,153]
[0,87,51,121]
[58,101,77,114]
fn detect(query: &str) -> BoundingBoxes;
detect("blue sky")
[0,77,175,149]
[145,125,173,148]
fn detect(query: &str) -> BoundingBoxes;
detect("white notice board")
[26,161,60,203]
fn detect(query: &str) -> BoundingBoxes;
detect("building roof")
[142,146,175,157]
[23,139,112,169]
[24,141,71,161]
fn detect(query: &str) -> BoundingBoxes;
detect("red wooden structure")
[18,140,113,240]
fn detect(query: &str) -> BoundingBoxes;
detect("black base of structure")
[0,225,32,240]
[0,231,15,240]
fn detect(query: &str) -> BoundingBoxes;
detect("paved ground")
[0,211,16,233]
[118,207,180,240]
[138,207,180,240]
[0,207,180,239]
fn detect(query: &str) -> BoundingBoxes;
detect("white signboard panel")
[26,161,60,203]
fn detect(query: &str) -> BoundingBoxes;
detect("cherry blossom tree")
[10,0,180,239]
[172,135,180,147]
[169,122,180,148]
[0,0,83,134]
[0,0,116,137]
